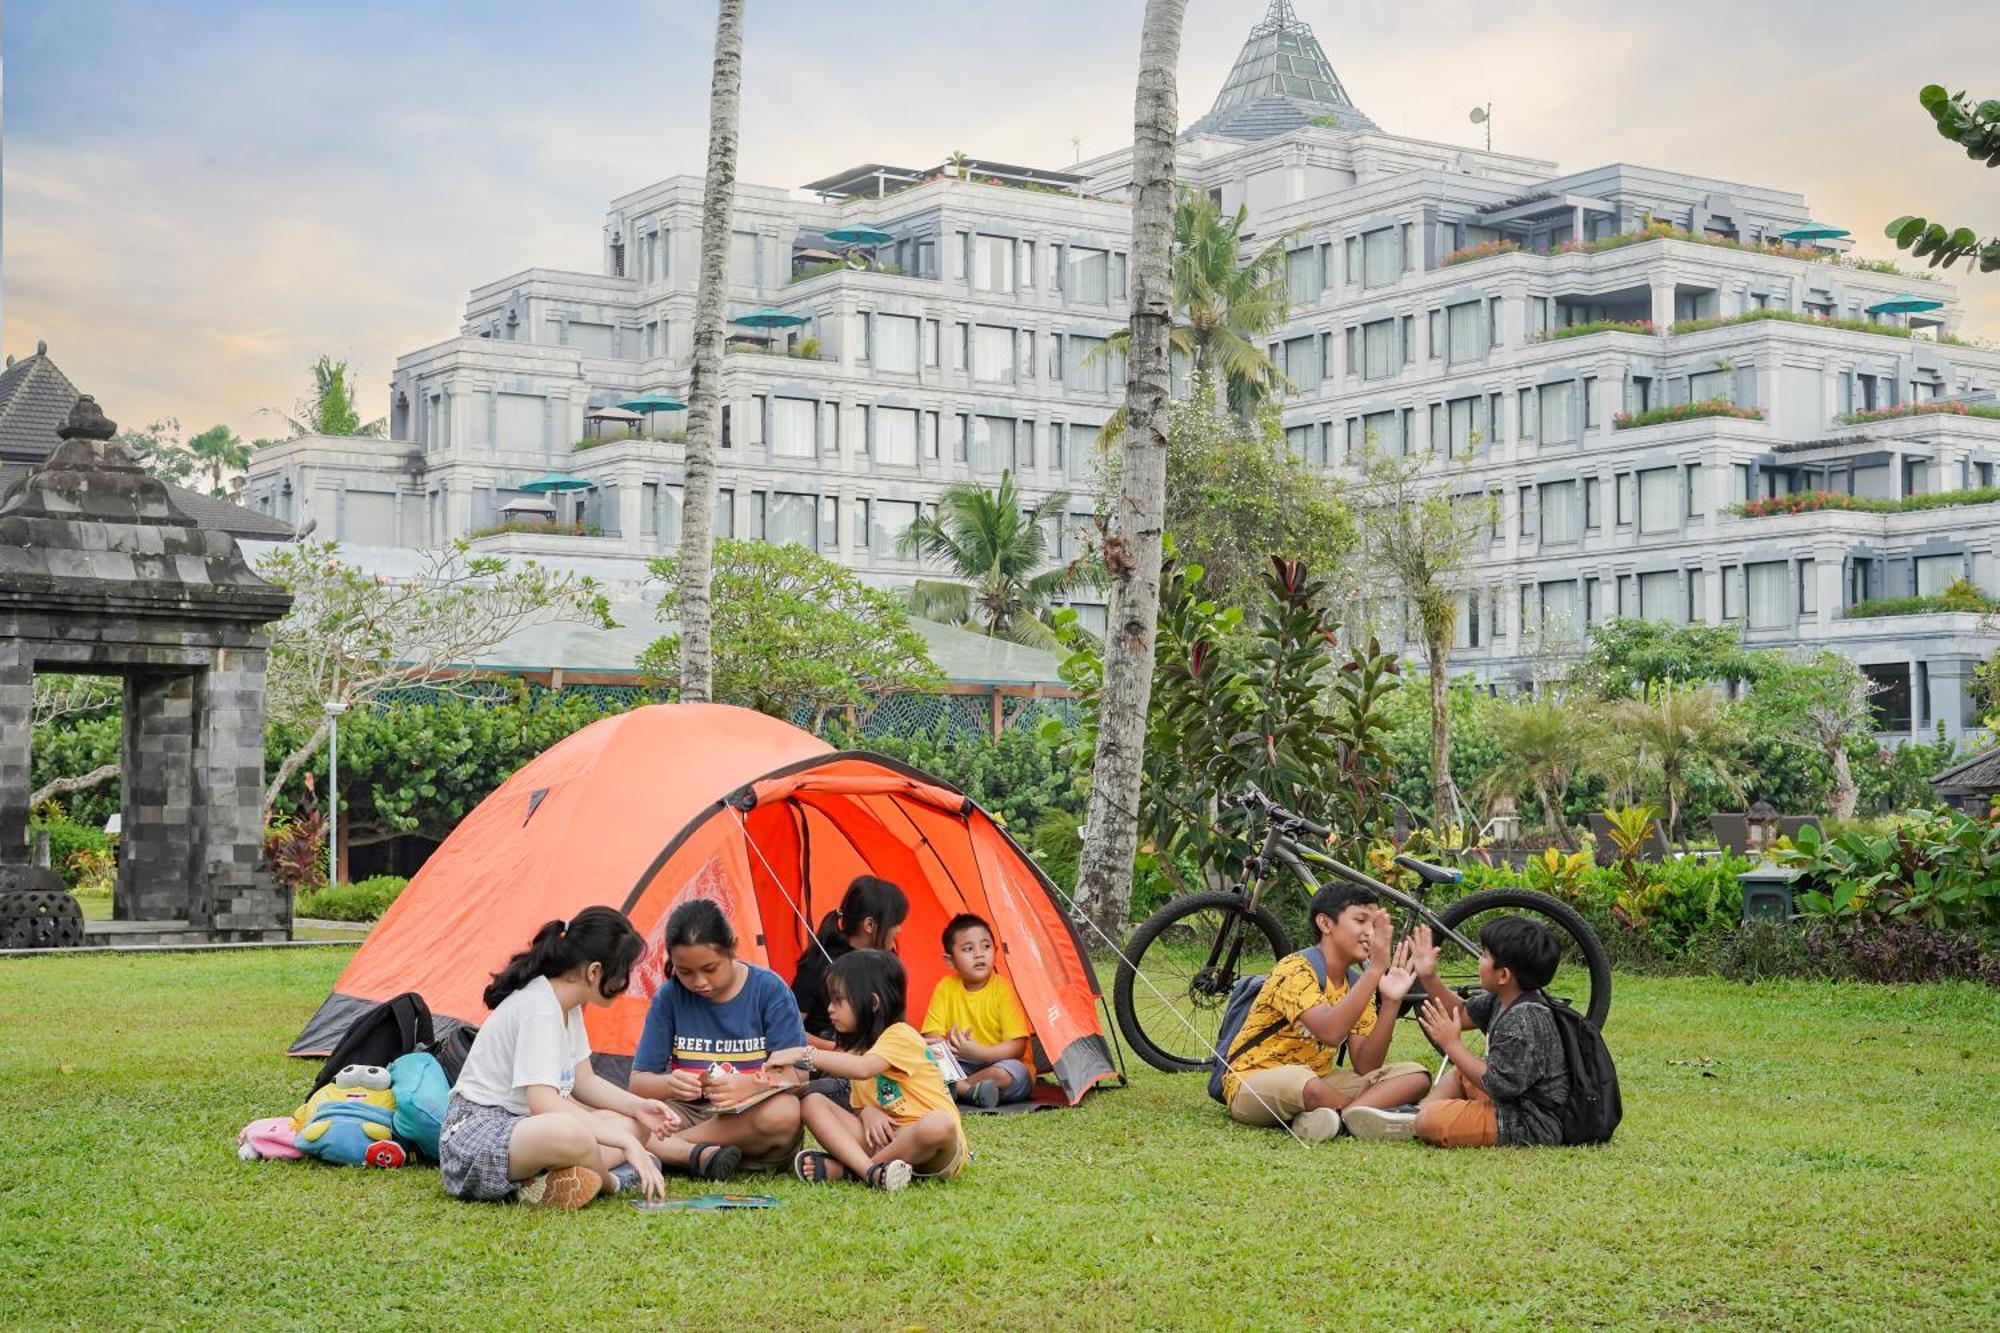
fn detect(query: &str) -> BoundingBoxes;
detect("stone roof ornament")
[58,394,117,442]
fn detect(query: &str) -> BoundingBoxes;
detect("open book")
[926,1038,969,1084]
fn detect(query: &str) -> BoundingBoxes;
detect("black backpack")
[1206,950,1333,1103]
[1534,992,1622,1145]
[310,992,436,1095]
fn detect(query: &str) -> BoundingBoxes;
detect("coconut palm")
[186,425,251,498]
[899,473,1100,648]
[676,0,747,703]
[1074,0,1186,937]
[1094,189,1292,434]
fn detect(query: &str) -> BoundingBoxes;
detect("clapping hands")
[1377,938,1418,1007]
[1419,993,1468,1050]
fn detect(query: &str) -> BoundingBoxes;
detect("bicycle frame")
[1242,822,1483,960]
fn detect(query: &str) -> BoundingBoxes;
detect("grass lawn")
[0,950,1995,1330]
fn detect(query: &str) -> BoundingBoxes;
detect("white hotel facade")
[246,1,2000,740]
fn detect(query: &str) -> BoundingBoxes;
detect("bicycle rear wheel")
[1114,891,1291,1074]
[1424,888,1611,1041]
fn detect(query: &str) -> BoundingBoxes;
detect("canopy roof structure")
[1185,0,1378,141]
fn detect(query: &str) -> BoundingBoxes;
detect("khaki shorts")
[1415,1080,1499,1148]
[1227,1061,1430,1128]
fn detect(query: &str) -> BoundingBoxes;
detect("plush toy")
[237,1116,306,1161]
[294,1064,406,1167]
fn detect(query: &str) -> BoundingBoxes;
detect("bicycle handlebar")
[1230,782,1331,840]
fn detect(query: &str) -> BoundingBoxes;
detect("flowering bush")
[1736,485,2000,518]
[1613,398,1764,430]
[1846,579,2000,619]
[1439,238,1522,267]
[1537,319,1655,341]
[1836,400,2000,425]
[1672,308,1913,340]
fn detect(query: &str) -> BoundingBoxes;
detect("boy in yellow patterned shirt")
[1220,883,1431,1142]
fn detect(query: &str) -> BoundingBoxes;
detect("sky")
[4,0,1997,441]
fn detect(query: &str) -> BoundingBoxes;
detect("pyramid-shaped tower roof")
[1187,1,1377,141]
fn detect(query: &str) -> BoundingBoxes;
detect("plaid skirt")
[439,1094,525,1201]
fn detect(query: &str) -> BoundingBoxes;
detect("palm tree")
[1075,0,1186,938]
[1479,691,1600,848]
[676,0,746,704]
[1095,189,1292,433]
[282,357,386,437]
[186,425,250,498]
[1600,683,1749,845]
[899,474,1100,648]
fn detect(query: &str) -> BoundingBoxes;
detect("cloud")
[4,0,1996,438]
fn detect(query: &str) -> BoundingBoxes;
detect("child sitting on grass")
[793,950,966,1192]
[440,907,673,1208]
[922,913,1035,1108]
[1342,918,1572,1147]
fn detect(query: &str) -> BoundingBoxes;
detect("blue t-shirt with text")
[632,963,807,1078]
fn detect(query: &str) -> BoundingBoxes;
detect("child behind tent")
[922,913,1034,1108]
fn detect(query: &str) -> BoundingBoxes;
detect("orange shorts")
[1415,1081,1498,1148]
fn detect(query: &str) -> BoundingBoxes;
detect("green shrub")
[295,875,408,922]
[1025,808,1081,894]
[30,819,113,893]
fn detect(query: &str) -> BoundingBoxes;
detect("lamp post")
[324,699,347,894]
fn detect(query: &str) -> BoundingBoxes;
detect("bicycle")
[1112,783,1612,1074]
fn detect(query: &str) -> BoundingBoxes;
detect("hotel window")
[1019,240,1035,288]
[1687,572,1707,623]
[1345,418,1362,459]
[1362,409,1400,455]
[1444,395,1485,457]
[1344,327,1360,378]
[974,235,1015,293]
[747,395,767,447]
[1584,376,1599,429]
[971,416,1015,474]
[1488,297,1502,348]
[1068,423,1100,480]
[824,402,841,453]
[1617,574,1637,616]
[1447,301,1485,363]
[923,319,940,367]
[1286,424,1313,461]
[1401,315,1416,366]
[770,398,816,459]
[1640,571,1680,624]
[950,232,968,280]
[745,491,766,541]
[1916,554,1964,596]
[872,499,919,554]
[768,492,817,548]
[875,315,919,373]
[1363,319,1397,379]
[1452,590,1482,649]
[1539,381,1577,444]
[1111,253,1127,300]
[1615,472,1635,525]
[1020,331,1036,381]
[729,231,757,285]
[1518,485,1537,539]
[874,407,919,467]
[1344,235,1361,286]
[1799,560,1818,616]
[716,488,734,539]
[1684,463,1705,518]
[1638,467,1678,534]
[1362,226,1400,287]
[1066,335,1109,391]
[975,325,1016,382]
[1541,480,1581,543]
[1584,576,1601,624]
[1287,247,1321,304]
[1519,388,1537,441]
[1746,561,1788,629]
[1428,309,1444,360]
[819,496,839,550]
[1721,566,1741,621]
[1068,247,1109,303]
[1689,368,1730,402]
[1734,464,1753,504]
[1541,580,1580,637]
[1284,335,1323,392]
[1584,477,1601,530]
[1527,297,1549,339]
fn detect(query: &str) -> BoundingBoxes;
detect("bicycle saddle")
[1392,853,1462,886]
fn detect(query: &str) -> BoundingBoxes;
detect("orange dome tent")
[290,704,1119,1103]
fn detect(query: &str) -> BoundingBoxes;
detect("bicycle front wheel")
[1428,888,1612,1040]
[1114,891,1291,1074]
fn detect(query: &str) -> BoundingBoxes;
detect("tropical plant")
[1743,652,1878,818]
[186,425,251,498]
[1073,0,1186,940]
[284,357,385,437]
[1598,685,1748,844]
[1884,84,2000,273]
[676,0,747,704]
[263,777,328,895]
[1521,845,1595,905]
[1349,444,1492,832]
[899,472,1100,648]
[1576,618,1761,699]
[1613,398,1764,429]
[1783,811,2000,932]
[1479,691,1599,846]
[112,418,197,486]
[294,875,408,922]
[642,538,940,726]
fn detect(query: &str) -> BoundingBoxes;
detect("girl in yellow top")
[794,949,966,1192]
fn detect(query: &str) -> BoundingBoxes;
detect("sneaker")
[517,1164,602,1209]
[954,1080,1001,1110]
[1291,1107,1342,1144]
[604,1155,662,1195]
[1342,1106,1419,1142]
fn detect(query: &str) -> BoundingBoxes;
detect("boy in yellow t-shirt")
[922,913,1035,1109]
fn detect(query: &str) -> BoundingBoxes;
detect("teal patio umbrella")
[729,307,810,330]
[824,226,894,246]
[1865,293,1945,316]
[1778,223,1850,245]
[518,472,594,493]
[617,394,687,436]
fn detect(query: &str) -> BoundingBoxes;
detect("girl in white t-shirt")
[440,906,676,1208]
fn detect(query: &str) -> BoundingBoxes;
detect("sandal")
[684,1142,743,1182]
[792,1150,841,1183]
[864,1160,913,1193]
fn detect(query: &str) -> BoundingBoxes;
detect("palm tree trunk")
[1829,740,1858,820]
[676,0,746,704]
[1537,780,1573,850]
[1075,0,1185,941]
[1427,631,1456,829]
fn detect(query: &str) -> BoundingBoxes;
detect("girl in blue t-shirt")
[629,899,808,1181]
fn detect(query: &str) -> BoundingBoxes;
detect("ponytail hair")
[484,905,643,1010]
[665,897,738,954]
[817,874,910,947]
